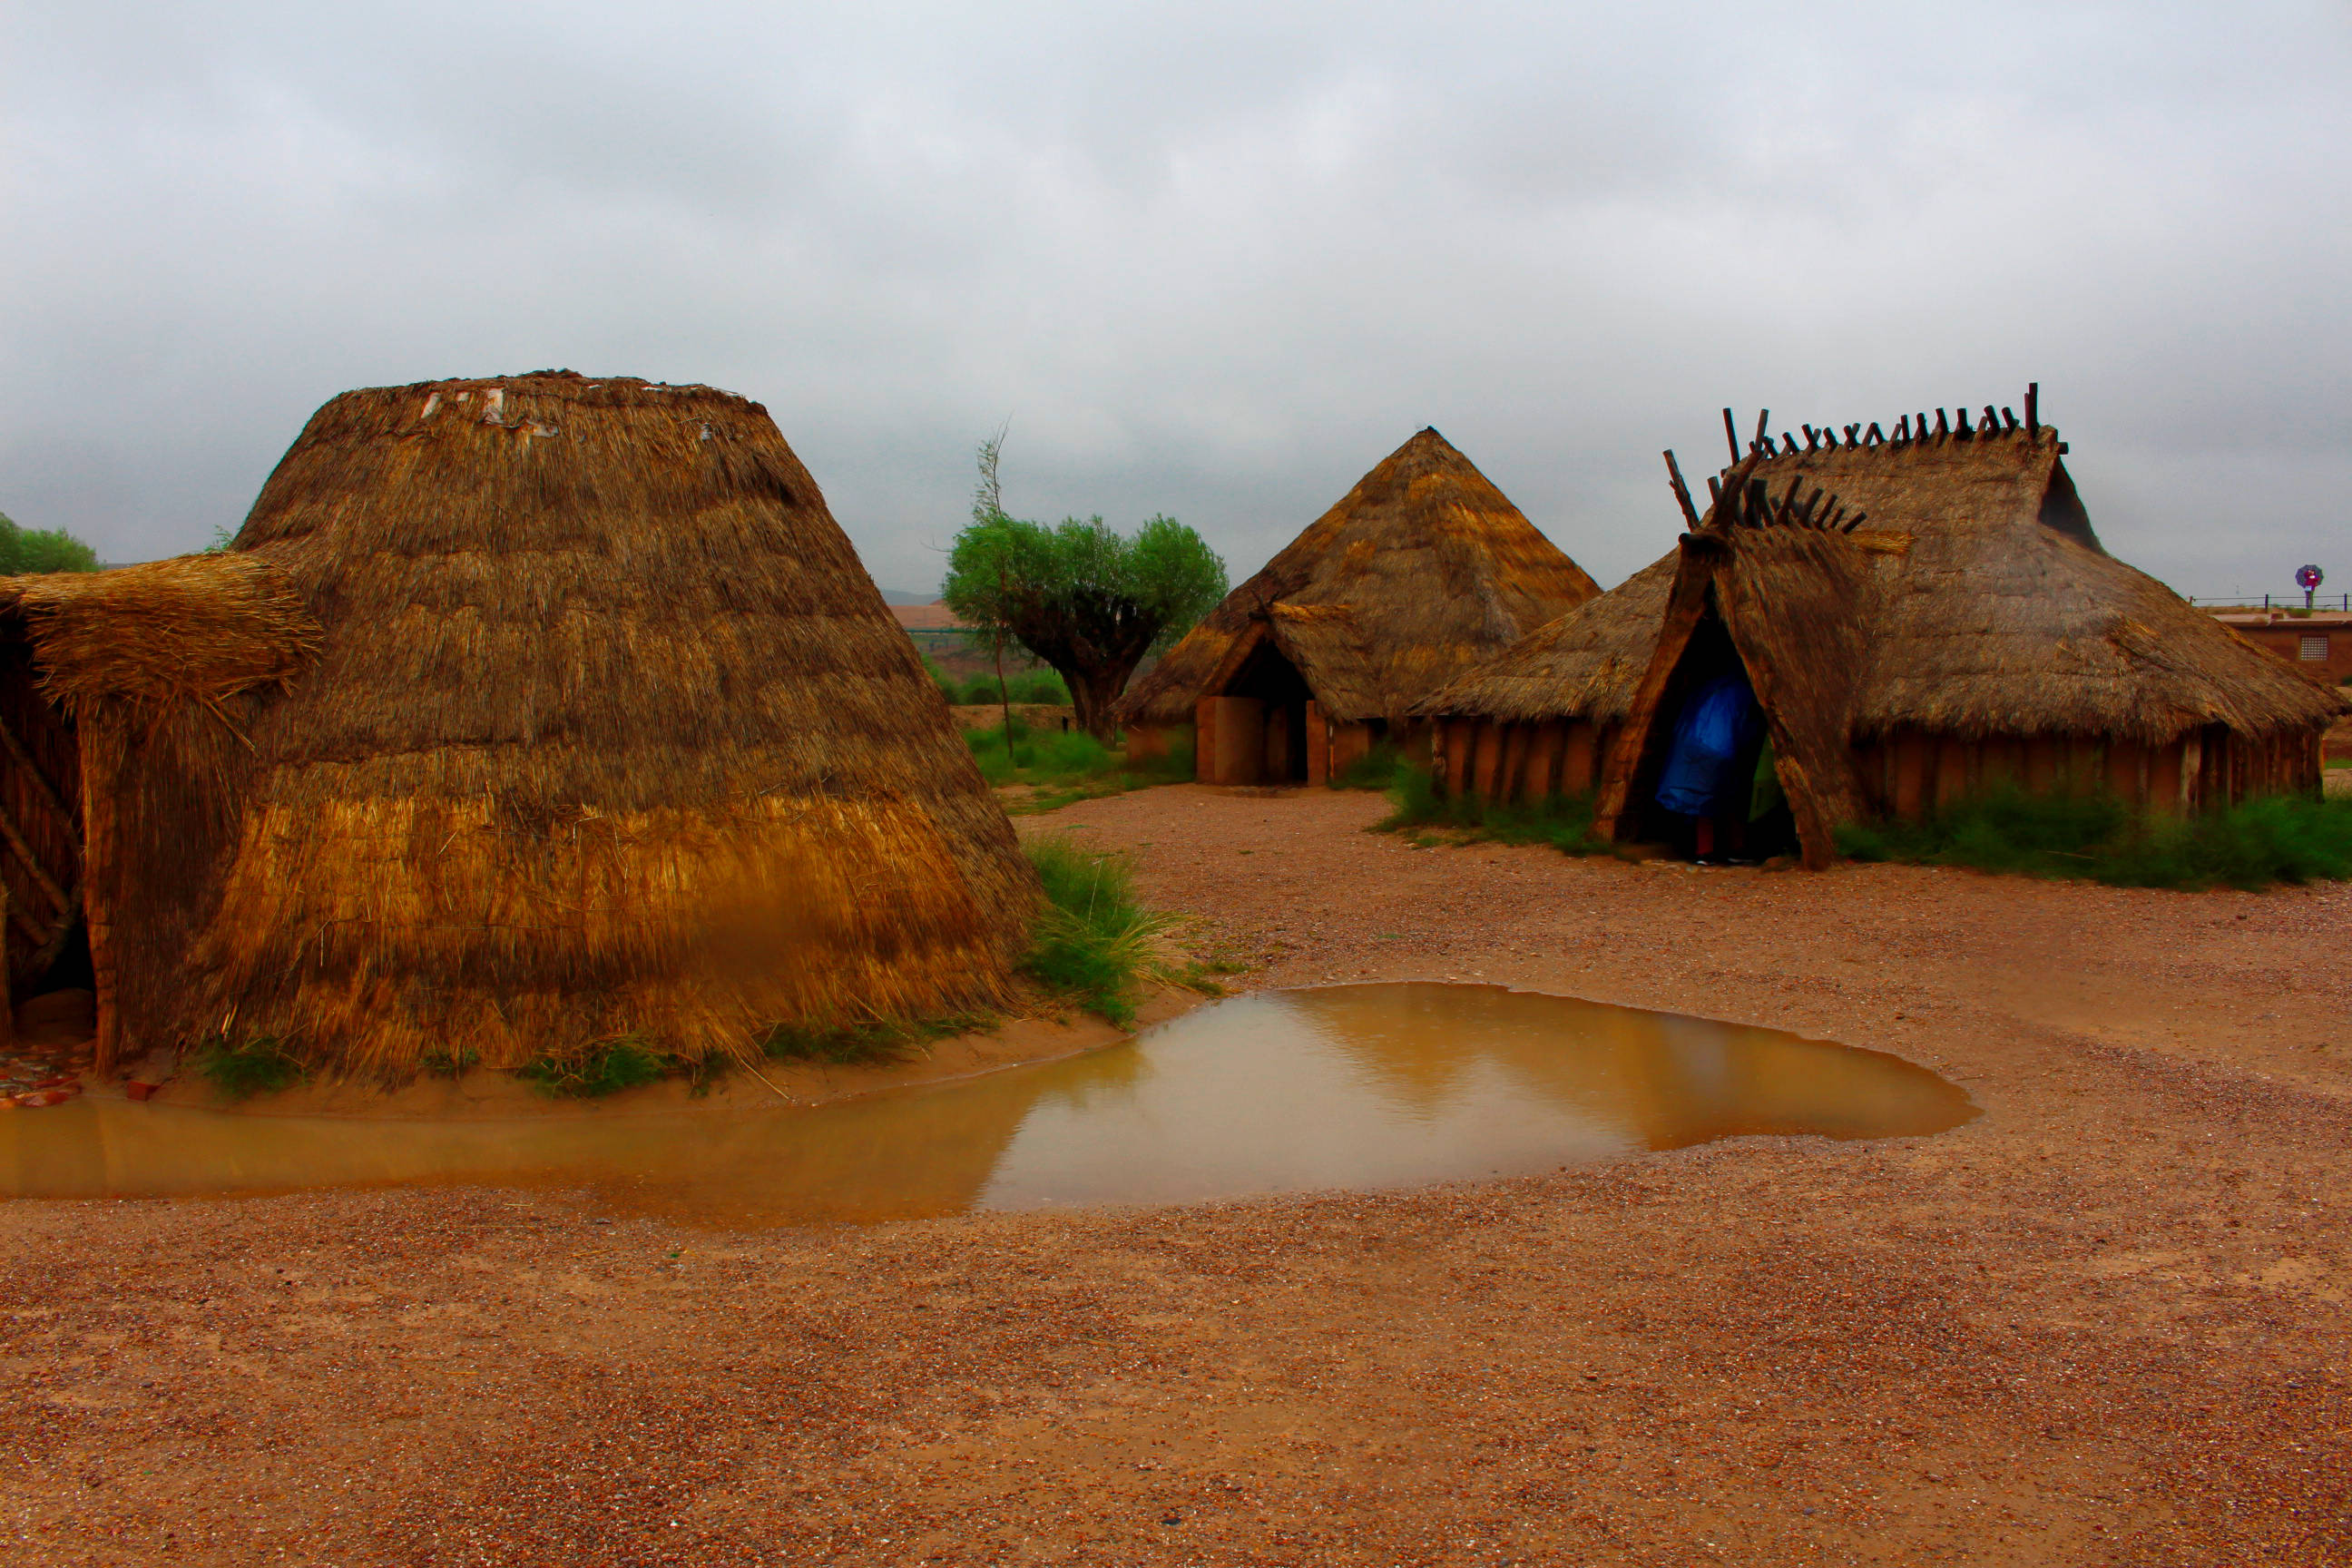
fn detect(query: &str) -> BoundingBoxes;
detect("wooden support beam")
[2025,382,2039,435]
[0,796,70,917]
[1662,451,1701,528]
[1866,421,1885,444]
[1722,407,1741,464]
[81,714,122,1079]
[0,713,73,828]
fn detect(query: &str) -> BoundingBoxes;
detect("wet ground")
[0,991,93,1109]
[1,786,2347,1565]
[0,985,1974,1223]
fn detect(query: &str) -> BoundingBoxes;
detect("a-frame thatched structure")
[1420,397,2347,867]
[0,373,1036,1081]
[1114,427,1599,785]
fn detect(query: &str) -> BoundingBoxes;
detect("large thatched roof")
[15,372,1036,1079]
[1425,418,2345,746]
[1115,428,1600,726]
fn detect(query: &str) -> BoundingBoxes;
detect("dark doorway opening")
[1628,612,1793,861]
[1220,641,1314,784]
[0,632,85,1007]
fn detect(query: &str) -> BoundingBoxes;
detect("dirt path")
[4,785,2347,1565]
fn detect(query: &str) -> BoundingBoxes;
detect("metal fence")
[2189,593,2351,612]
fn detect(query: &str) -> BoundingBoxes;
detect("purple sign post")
[2297,563,2324,611]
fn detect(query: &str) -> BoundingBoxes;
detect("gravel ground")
[4,784,2348,1566]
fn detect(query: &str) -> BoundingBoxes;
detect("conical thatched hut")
[1420,400,2347,867]
[1113,427,1599,785]
[0,373,1036,1080]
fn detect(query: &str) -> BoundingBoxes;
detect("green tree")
[0,513,99,574]
[942,436,1227,740]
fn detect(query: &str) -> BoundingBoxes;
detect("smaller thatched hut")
[1420,399,2347,867]
[1113,428,1599,785]
[0,373,1037,1081]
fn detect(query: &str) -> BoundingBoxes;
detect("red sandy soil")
[3,785,2348,1566]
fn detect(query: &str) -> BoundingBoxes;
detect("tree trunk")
[1058,655,1142,743]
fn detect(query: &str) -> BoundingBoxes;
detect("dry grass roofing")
[1116,427,1600,728]
[0,372,1036,1081]
[1422,409,2346,750]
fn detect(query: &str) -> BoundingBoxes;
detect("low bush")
[518,1034,670,1098]
[1375,764,1605,855]
[194,1035,306,1100]
[961,671,1071,706]
[965,720,1119,786]
[1836,786,2352,891]
[1021,834,1174,1025]
[1332,740,1404,790]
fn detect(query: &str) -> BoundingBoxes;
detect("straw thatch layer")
[68,373,1036,1078]
[1426,426,2344,747]
[1413,554,1678,725]
[2,554,320,724]
[1116,428,1599,726]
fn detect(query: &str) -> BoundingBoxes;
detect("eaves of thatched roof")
[0,553,321,721]
[1422,422,2347,745]
[1115,427,1599,726]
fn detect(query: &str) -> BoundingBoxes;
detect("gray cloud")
[4,0,2347,599]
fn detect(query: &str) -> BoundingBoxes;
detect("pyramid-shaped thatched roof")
[1117,428,1599,726]
[3,372,1036,1081]
[1425,416,2345,747]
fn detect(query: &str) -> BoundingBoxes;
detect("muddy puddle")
[0,985,1976,1226]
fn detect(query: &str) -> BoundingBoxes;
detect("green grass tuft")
[1373,764,1605,855]
[518,1034,671,1098]
[1332,740,1403,790]
[194,1035,306,1100]
[1836,786,2352,891]
[963,720,1192,811]
[1020,834,1176,1025]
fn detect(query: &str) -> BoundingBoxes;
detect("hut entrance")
[1208,640,1315,785]
[0,632,85,1016]
[1623,613,1793,863]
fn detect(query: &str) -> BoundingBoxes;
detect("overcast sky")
[5,1,2347,598]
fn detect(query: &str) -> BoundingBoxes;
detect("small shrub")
[1021,834,1175,1025]
[195,1035,306,1100]
[1836,785,2352,891]
[1011,670,1071,703]
[1333,740,1403,790]
[1375,764,1604,855]
[965,719,1124,792]
[519,1034,670,1098]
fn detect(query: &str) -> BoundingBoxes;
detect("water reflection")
[0,985,1975,1226]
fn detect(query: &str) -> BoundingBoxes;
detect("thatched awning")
[1117,428,1599,727]
[0,554,321,721]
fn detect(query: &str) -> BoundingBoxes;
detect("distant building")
[2212,610,2352,687]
